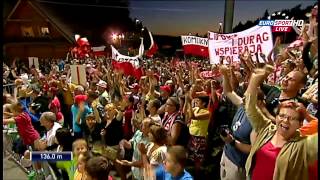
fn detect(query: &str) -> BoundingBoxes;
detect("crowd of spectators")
[2,5,318,180]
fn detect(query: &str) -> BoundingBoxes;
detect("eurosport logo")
[258,20,304,32]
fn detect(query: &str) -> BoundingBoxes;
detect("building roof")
[4,0,75,44]
[29,0,75,43]
[3,0,17,19]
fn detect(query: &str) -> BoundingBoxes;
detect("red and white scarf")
[161,112,179,131]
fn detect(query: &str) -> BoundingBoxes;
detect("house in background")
[4,0,75,61]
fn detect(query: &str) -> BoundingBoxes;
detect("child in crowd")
[73,139,88,158]
[156,146,193,180]
[57,139,88,180]
[85,156,112,180]
[74,151,91,180]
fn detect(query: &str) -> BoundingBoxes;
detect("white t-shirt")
[146,143,167,166]
[46,122,62,146]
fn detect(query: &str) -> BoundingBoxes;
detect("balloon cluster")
[71,34,92,59]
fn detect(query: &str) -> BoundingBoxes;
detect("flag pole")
[223,0,235,33]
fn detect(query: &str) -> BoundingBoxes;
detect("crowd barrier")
[3,126,57,180]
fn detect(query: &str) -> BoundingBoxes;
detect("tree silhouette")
[232,3,315,43]
[262,10,270,19]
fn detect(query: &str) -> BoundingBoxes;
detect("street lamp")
[219,22,223,33]
[112,33,117,40]
[119,34,124,47]
[111,33,125,47]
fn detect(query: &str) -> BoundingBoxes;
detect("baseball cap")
[160,85,171,94]
[75,95,88,104]
[165,80,173,85]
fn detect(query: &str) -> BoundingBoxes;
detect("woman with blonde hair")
[100,103,124,150]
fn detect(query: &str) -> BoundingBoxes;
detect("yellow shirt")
[145,92,156,102]
[91,98,99,108]
[189,107,210,137]
[74,169,87,180]
[63,83,76,105]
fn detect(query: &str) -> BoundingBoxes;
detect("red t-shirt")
[50,96,64,122]
[43,83,49,92]
[309,161,318,180]
[56,112,64,123]
[49,96,61,112]
[251,141,282,180]
[123,107,133,139]
[15,112,40,145]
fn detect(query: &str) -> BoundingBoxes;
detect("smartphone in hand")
[219,125,232,137]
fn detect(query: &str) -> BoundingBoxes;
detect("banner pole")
[223,0,235,33]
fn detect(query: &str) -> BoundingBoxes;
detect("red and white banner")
[111,43,144,80]
[200,71,222,79]
[208,25,273,64]
[91,46,106,56]
[181,36,209,57]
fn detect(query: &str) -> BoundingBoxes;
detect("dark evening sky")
[130,0,316,36]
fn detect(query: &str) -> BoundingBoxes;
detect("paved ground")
[4,158,28,180]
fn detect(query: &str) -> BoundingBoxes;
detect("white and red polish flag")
[91,46,106,56]
[181,35,209,57]
[111,40,144,80]
[146,31,158,58]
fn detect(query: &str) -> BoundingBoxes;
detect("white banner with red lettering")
[181,36,209,57]
[208,25,273,64]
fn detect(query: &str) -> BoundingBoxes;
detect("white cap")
[97,80,107,88]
